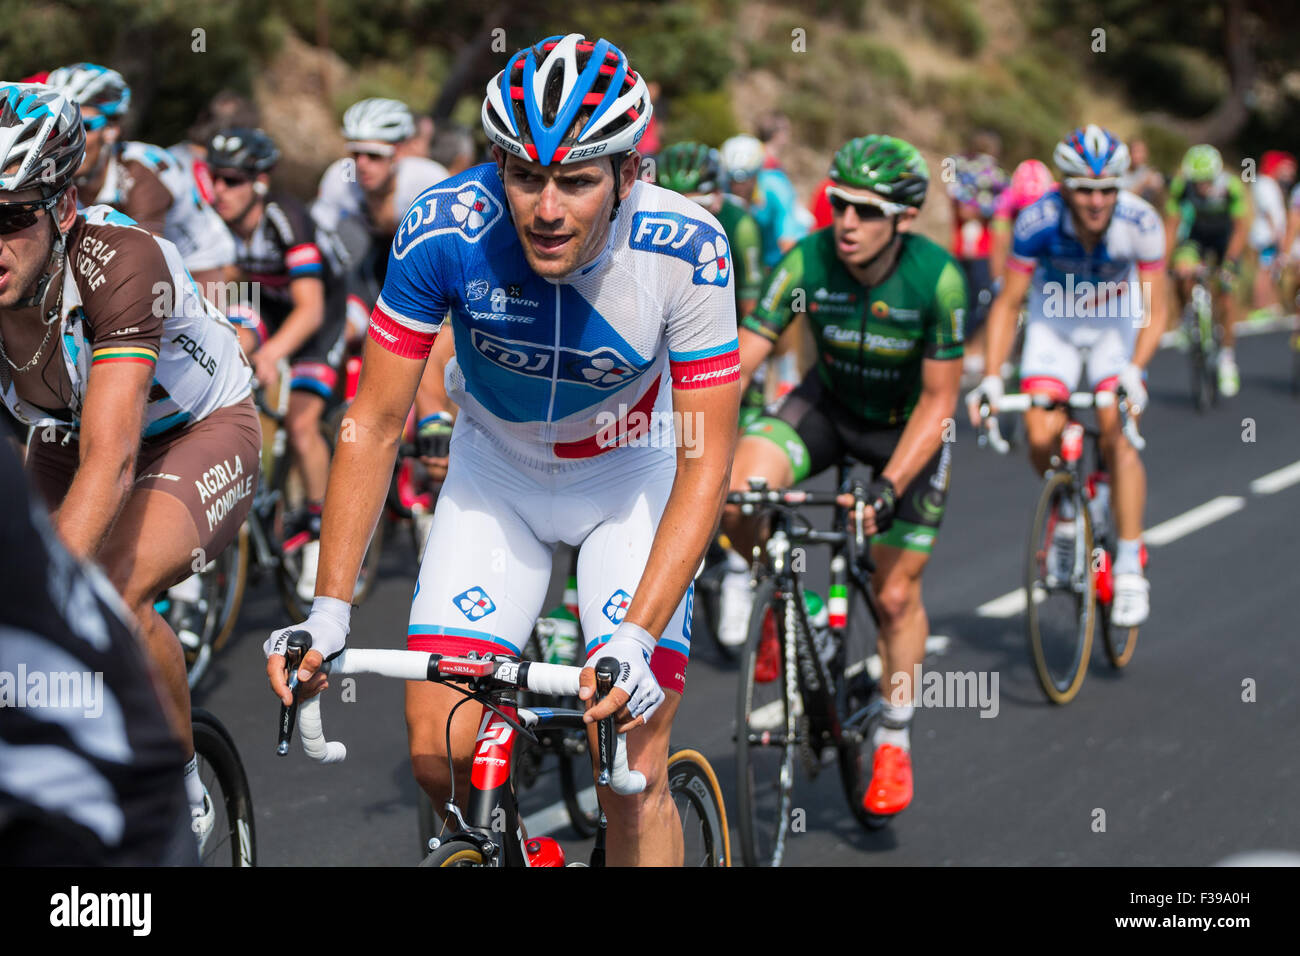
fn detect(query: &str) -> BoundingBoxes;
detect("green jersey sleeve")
[1227,176,1248,218]
[1165,175,1187,217]
[742,241,807,343]
[925,257,967,360]
[731,211,764,307]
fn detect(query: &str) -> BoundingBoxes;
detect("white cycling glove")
[263,596,351,673]
[967,374,1004,415]
[592,622,664,723]
[1117,363,1147,414]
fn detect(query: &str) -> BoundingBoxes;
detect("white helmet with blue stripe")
[46,62,131,118]
[481,33,653,166]
[1053,124,1130,182]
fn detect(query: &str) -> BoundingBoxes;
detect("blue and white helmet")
[1053,124,1130,181]
[0,83,85,197]
[481,33,653,166]
[45,62,131,118]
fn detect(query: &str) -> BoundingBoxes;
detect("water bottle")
[1087,474,1111,543]
[804,590,837,665]
[539,575,581,665]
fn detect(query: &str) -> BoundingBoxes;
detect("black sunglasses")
[828,194,891,220]
[1072,185,1118,197]
[213,172,251,188]
[0,197,58,236]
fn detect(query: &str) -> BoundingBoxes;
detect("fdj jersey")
[743,230,966,426]
[370,164,740,463]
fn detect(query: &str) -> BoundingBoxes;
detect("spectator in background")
[429,123,476,177]
[758,111,791,172]
[405,115,435,160]
[1249,150,1295,317]
[1123,138,1166,209]
[946,142,1009,376]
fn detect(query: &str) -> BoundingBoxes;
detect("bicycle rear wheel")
[836,600,889,831]
[667,749,730,867]
[1025,472,1096,704]
[191,708,255,867]
[1100,602,1140,668]
[735,577,797,867]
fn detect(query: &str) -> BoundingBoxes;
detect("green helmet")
[655,141,721,194]
[1181,144,1223,182]
[830,135,929,208]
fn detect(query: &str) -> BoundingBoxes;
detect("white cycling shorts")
[407,416,693,694]
[1018,314,1137,397]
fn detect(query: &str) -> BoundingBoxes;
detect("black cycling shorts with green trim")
[743,374,952,554]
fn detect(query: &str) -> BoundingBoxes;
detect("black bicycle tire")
[191,708,256,867]
[667,749,731,867]
[419,839,489,867]
[735,576,796,867]
[1025,472,1096,705]
[1100,598,1140,668]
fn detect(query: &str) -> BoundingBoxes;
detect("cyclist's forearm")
[262,304,323,361]
[1132,269,1168,369]
[56,442,135,560]
[881,388,954,493]
[737,327,775,395]
[982,292,1019,375]
[625,387,738,638]
[1226,219,1250,261]
[314,406,402,602]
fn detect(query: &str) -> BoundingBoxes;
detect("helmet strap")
[14,196,71,311]
[850,227,904,287]
[609,155,623,222]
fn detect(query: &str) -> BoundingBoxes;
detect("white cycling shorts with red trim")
[1018,313,1137,397]
[406,415,693,695]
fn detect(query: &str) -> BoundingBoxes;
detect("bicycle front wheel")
[1100,602,1140,668]
[419,839,490,867]
[735,577,797,867]
[1025,472,1096,705]
[191,708,255,867]
[668,749,731,867]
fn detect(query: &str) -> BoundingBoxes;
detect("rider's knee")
[875,574,921,625]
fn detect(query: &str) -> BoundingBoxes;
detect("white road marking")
[976,589,1031,618]
[1143,496,1245,547]
[1250,460,1300,495]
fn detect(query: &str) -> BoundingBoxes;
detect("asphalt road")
[196,325,1300,866]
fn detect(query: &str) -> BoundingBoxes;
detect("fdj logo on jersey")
[603,589,632,625]
[470,330,644,388]
[453,586,496,622]
[629,212,730,287]
[393,180,503,259]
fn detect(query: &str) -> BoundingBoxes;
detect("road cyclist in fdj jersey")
[968,124,1168,628]
[1165,144,1250,397]
[0,82,259,853]
[44,63,236,292]
[208,126,349,601]
[265,33,741,866]
[719,134,968,819]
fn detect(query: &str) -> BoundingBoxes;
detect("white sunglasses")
[825,185,910,218]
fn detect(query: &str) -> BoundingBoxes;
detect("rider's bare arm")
[583,376,740,724]
[53,359,151,559]
[982,263,1033,385]
[258,275,325,366]
[881,357,961,495]
[737,326,775,395]
[1132,264,1170,371]
[316,337,425,603]
[413,327,455,421]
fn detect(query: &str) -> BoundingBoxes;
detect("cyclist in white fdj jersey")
[968,125,1167,628]
[266,34,741,866]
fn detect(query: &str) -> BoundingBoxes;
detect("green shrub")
[920,0,987,56]
[835,35,912,94]
[1138,122,1190,174]
[664,89,739,147]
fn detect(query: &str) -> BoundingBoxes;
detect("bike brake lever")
[276,630,312,756]
[593,657,617,786]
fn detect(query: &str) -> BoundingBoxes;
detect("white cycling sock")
[1220,347,1236,365]
[1114,537,1143,576]
[874,703,913,751]
[183,755,204,811]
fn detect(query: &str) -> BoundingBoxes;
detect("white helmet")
[481,33,652,166]
[342,98,415,145]
[1053,124,1130,181]
[45,62,131,117]
[0,83,86,197]
[720,135,765,182]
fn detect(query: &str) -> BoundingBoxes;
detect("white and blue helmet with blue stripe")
[1053,124,1130,182]
[481,33,652,166]
[46,62,131,118]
